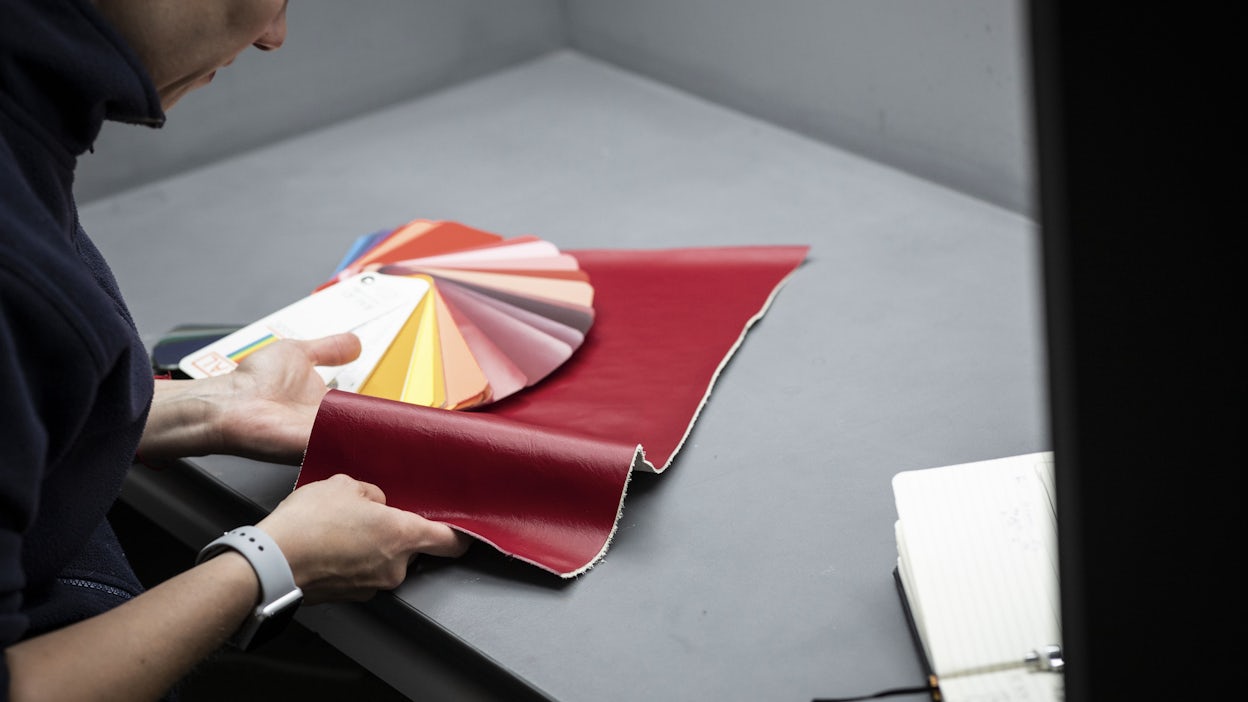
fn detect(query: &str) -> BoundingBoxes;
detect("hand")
[257,474,471,603]
[216,333,361,463]
[140,333,361,464]
[3,473,468,702]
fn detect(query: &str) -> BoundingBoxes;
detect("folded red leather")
[299,245,809,577]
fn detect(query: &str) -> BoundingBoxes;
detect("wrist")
[253,515,311,591]
[198,526,303,650]
[141,378,228,460]
[197,549,262,606]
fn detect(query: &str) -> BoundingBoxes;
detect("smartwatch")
[197,526,303,651]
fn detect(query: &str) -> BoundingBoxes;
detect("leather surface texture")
[299,245,809,577]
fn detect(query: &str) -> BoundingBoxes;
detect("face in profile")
[94,0,289,109]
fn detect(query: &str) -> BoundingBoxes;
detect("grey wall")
[78,1,1032,217]
[566,0,1033,215]
[76,0,564,203]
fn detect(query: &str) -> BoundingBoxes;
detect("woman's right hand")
[256,473,471,604]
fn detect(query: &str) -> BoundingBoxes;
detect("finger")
[299,333,362,367]
[353,478,387,505]
[412,521,473,558]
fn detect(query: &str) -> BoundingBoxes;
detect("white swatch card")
[178,272,430,384]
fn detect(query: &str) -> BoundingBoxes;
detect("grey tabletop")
[82,51,1045,702]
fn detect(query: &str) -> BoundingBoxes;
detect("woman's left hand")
[139,333,361,465]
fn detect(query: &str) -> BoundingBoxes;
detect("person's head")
[94,0,288,110]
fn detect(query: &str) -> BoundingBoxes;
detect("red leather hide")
[299,245,809,576]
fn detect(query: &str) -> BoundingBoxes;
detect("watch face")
[249,594,303,650]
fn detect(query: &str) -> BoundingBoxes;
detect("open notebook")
[892,452,1063,702]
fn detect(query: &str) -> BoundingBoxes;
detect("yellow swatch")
[399,283,445,408]
[358,296,426,402]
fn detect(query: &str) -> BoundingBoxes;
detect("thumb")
[299,332,362,367]
[403,514,473,558]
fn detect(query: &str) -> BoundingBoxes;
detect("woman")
[0,2,468,699]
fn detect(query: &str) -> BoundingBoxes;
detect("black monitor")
[1030,4,1232,700]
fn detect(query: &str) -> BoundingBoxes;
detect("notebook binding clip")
[1024,645,1064,673]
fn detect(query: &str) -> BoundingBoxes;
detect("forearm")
[5,552,258,702]
[138,378,227,462]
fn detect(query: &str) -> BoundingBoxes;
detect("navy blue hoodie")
[1,0,166,692]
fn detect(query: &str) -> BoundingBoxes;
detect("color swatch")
[327,219,595,410]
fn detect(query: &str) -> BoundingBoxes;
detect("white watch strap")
[197,525,302,648]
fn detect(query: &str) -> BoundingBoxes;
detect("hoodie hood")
[0,0,164,159]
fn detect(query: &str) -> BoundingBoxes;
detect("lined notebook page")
[893,452,1061,680]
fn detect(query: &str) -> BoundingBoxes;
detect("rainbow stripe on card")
[226,333,279,363]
